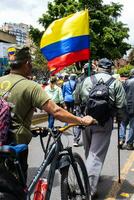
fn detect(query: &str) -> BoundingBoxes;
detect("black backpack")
[86,75,115,125]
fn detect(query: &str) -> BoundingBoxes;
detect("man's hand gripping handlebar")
[31,116,97,137]
[79,115,97,126]
[59,117,98,133]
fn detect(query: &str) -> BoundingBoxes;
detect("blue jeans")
[119,116,134,144]
[73,126,81,143]
[127,117,134,144]
[119,117,129,141]
[48,114,55,129]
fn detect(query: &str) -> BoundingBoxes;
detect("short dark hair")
[50,76,57,83]
[10,47,31,70]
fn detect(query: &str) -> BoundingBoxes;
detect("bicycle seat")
[0,144,28,158]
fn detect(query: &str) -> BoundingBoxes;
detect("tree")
[29,0,131,61]
[29,26,44,46]
[30,45,50,79]
[31,46,48,70]
[29,28,49,75]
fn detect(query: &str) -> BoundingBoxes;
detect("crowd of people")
[0,47,134,199]
[43,58,127,198]
[38,58,134,199]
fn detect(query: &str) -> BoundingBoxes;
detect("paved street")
[28,120,134,200]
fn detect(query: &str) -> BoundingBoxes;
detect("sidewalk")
[32,109,48,125]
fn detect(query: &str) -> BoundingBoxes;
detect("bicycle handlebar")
[31,124,80,138]
[31,127,49,137]
[58,123,79,133]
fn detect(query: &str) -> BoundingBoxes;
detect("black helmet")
[98,58,113,69]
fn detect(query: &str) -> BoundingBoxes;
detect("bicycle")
[0,124,91,200]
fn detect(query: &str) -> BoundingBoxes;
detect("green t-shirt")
[0,74,50,144]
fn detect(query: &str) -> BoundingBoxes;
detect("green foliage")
[29,26,44,46]
[32,46,48,71]
[89,2,131,59]
[29,0,131,63]
[63,64,78,74]
[117,65,134,77]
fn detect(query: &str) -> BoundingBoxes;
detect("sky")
[0,0,133,45]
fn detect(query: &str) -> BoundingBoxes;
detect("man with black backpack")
[80,58,126,199]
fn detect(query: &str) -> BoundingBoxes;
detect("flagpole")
[88,60,91,77]
[84,1,91,77]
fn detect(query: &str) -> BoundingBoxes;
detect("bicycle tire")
[60,152,91,200]
[0,192,18,200]
[0,167,25,200]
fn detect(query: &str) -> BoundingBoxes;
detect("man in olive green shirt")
[0,47,95,181]
[0,73,50,144]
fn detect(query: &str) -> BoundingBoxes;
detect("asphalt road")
[27,120,134,200]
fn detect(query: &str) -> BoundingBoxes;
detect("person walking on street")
[62,74,77,113]
[80,58,126,199]
[45,76,66,129]
[73,63,89,146]
[0,47,96,183]
[119,68,134,150]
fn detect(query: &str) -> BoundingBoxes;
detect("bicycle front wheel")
[60,153,90,200]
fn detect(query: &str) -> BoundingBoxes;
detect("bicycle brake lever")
[31,129,39,137]
[40,127,49,137]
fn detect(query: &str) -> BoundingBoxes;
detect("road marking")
[120,192,129,198]
[105,151,134,200]
[130,194,134,200]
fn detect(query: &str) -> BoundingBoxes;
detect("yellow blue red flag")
[40,10,90,74]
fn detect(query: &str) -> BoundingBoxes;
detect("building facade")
[1,23,30,47]
[0,30,16,67]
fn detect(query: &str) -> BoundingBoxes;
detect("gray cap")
[130,68,134,76]
[98,58,113,69]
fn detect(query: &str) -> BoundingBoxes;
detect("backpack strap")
[105,77,115,87]
[2,78,26,98]
[69,80,76,92]
[90,75,98,85]
[90,75,115,87]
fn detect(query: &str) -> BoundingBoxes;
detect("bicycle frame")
[27,141,58,199]
[27,133,68,199]
[0,125,87,200]
[27,131,85,200]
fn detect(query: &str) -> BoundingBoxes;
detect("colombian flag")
[40,10,90,74]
